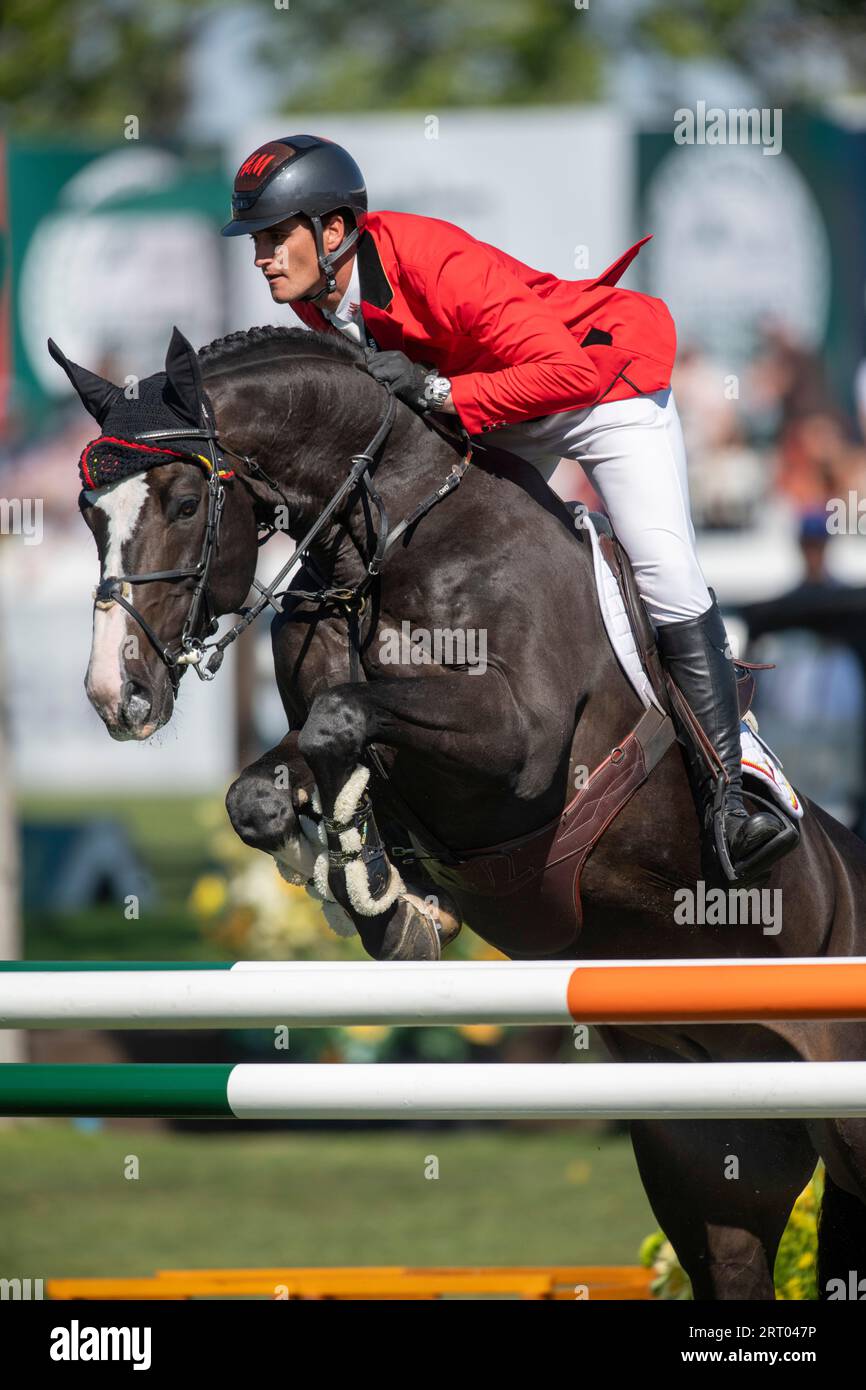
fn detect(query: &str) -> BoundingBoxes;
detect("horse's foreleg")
[226,731,313,857]
[297,673,519,960]
[225,731,354,937]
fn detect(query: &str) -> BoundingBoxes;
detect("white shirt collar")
[321,256,365,343]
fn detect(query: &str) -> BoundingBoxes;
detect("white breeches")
[474,388,712,626]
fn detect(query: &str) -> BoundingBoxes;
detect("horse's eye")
[178,498,199,519]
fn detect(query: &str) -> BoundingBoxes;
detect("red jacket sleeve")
[418,245,601,435]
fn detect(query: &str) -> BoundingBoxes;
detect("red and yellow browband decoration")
[78,435,234,491]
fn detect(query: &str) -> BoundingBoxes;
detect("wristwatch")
[424,374,452,408]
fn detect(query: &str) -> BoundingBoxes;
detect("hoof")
[379,897,442,960]
[401,886,462,950]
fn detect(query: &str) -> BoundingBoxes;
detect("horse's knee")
[298,687,367,765]
[225,771,297,853]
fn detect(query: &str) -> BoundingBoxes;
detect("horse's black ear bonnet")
[47,329,223,489]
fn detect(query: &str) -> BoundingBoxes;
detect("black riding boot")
[657,600,799,883]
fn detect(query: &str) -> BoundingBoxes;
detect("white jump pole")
[226,1061,866,1122]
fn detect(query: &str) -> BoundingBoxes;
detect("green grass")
[0,1123,654,1275]
[21,907,227,964]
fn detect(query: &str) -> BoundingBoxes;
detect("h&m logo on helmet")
[239,152,275,179]
[235,142,297,190]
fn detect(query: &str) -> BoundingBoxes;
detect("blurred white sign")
[644,143,831,364]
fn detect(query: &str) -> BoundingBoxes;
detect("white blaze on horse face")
[84,475,150,715]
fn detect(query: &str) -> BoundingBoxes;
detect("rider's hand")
[358,348,432,413]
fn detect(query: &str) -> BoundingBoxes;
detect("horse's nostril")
[121,680,152,726]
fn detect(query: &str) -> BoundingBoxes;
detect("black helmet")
[221,134,367,301]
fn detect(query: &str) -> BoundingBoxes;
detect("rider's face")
[251,214,345,302]
[252,218,316,301]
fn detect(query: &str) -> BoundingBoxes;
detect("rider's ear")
[47,339,121,426]
[163,326,205,428]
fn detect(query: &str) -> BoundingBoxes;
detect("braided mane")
[198,325,364,372]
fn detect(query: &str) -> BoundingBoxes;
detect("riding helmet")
[221,134,366,299]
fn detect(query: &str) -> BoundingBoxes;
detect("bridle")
[92,410,229,685]
[92,389,471,686]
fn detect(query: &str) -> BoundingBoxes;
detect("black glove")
[358,348,432,413]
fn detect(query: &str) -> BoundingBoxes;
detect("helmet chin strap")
[299,214,361,303]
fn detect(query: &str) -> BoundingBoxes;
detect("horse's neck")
[276,404,459,558]
[307,522,370,589]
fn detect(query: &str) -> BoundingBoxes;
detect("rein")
[94,388,471,684]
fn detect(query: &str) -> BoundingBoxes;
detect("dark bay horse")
[55,324,866,1300]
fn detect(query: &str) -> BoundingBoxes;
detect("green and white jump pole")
[3,1062,866,1120]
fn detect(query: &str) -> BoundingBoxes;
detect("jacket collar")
[356,222,394,310]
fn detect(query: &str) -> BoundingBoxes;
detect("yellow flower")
[342,1026,390,1043]
[458,1024,504,1046]
[189,874,228,918]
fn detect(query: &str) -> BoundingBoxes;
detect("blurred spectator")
[774,411,866,513]
[673,345,739,457]
[789,510,846,596]
[687,419,767,531]
[854,355,866,444]
[748,321,837,432]
[742,322,866,514]
[750,517,866,826]
[673,345,767,529]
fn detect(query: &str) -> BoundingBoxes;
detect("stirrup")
[710,779,800,884]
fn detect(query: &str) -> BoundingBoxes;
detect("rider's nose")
[120,680,152,729]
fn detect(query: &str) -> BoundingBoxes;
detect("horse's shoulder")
[468,445,585,539]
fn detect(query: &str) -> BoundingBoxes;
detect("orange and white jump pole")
[1,958,866,1027]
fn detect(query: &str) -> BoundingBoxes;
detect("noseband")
[92,390,470,686]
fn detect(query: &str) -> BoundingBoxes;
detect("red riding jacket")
[290,209,676,437]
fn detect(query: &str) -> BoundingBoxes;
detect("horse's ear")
[47,338,121,426]
[163,326,204,428]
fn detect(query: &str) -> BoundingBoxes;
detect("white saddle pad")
[573,509,803,822]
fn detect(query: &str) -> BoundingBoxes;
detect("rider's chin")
[281,277,306,302]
